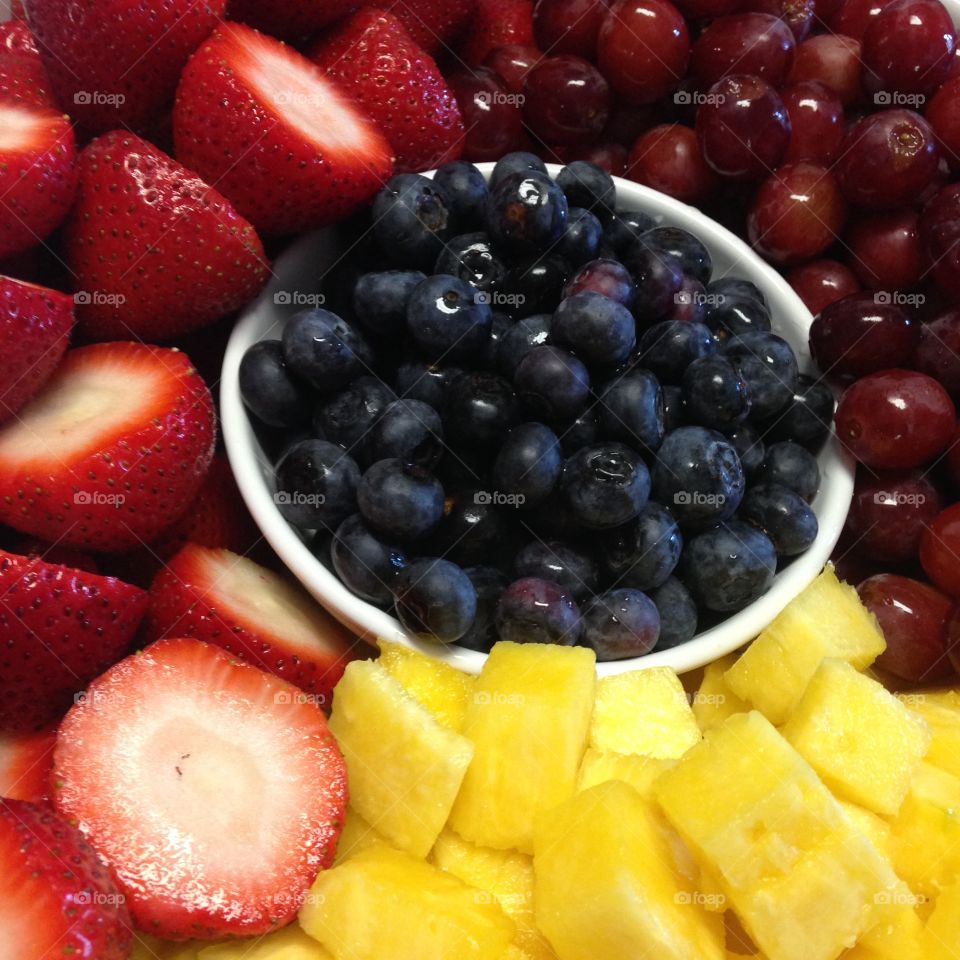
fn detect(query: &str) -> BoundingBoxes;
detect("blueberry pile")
[239,155,830,661]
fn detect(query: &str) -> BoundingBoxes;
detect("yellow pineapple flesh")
[924,879,960,960]
[693,655,751,732]
[328,659,473,859]
[841,904,925,960]
[197,925,333,959]
[333,806,385,865]
[899,692,960,779]
[837,801,893,862]
[577,747,675,798]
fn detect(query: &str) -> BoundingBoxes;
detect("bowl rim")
[221,162,856,676]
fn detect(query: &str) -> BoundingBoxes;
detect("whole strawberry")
[382,0,477,54]
[310,9,464,174]
[0,20,55,107]
[227,0,360,40]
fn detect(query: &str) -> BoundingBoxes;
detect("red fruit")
[569,140,629,175]
[0,799,132,960]
[948,422,960,490]
[174,23,394,235]
[0,550,147,730]
[0,104,76,261]
[787,258,860,315]
[0,342,216,552]
[483,44,543,93]
[627,123,719,203]
[145,544,364,701]
[690,13,796,88]
[523,55,611,145]
[0,725,57,802]
[919,183,960,300]
[926,77,960,171]
[788,34,863,105]
[7,537,99,575]
[845,209,926,292]
[65,132,268,342]
[53,638,348,938]
[830,0,897,38]
[0,21,54,107]
[921,503,960,596]
[0,276,72,423]
[448,68,525,162]
[781,81,844,165]
[309,10,463,175]
[383,0,477,53]
[533,0,610,58]
[26,0,224,134]
[227,0,359,40]
[914,309,960,401]
[462,0,536,66]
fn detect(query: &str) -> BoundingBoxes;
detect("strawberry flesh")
[0,724,57,802]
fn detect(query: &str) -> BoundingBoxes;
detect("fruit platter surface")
[2,0,960,959]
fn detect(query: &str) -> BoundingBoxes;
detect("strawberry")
[0,103,76,261]
[0,550,148,731]
[10,0,26,18]
[309,9,465,174]
[0,799,132,960]
[462,0,536,65]
[0,21,54,107]
[53,637,348,939]
[0,724,56,802]
[227,0,362,40]
[145,544,366,703]
[174,22,394,235]
[7,536,100,574]
[381,0,476,54]
[65,132,270,342]
[25,0,225,134]
[0,276,72,424]
[0,342,217,552]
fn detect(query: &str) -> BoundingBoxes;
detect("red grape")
[921,503,960,596]
[913,309,960,400]
[533,0,610,58]
[447,68,525,162]
[788,34,863,105]
[602,100,662,145]
[781,81,845,165]
[919,183,960,300]
[830,0,896,39]
[523,55,611,144]
[566,141,629,175]
[690,13,796,88]
[926,77,960,171]
[787,259,861,315]
[948,423,960,489]
[483,44,542,93]
[627,124,719,202]
[673,0,744,15]
[845,209,926,292]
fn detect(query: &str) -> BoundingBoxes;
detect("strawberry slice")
[174,23,394,235]
[309,9,465,174]
[0,725,56,802]
[0,798,132,960]
[65,132,270,342]
[26,0,225,134]
[0,342,217,552]
[53,637,348,939]
[227,0,359,40]
[0,21,55,107]
[145,544,365,703]
[0,276,73,423]
[0,550,148,731]
[383,0,477,53]
[0,103,76,261]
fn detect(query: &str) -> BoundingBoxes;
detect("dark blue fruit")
[490,151,548,188]
[636,320,717,385]
[366,398,444,468]
[723,332,800,421]
[604,208,657,252]
[496,314,552,379]
[492,422,562,507]
[682,355,750,430]
[621,242,684,321]
[763,374,835,452]
[552,292,636,369]
[357,458,444,541]
[649,577,698,648]
[372,173,452,270]
[502,254,570,316]
[755,440,821,502]
[740,482,819,557]
[275,439,360,531]
[666,276,708,326]
[597,370,665,451]
[281,309,371,392]
[443,371,520,447]
[514,345,590,420]
[457,566,508,651]
[581,589,661,660]
[313,377,396,455]
[708,277,766,306]
[704,286,772,338]
[429,487,513,568]
[561,442,651,529]
[485,171,568,253]
[563,258,636,310]
[483,311,513,368]
[557,410,600,454]
[434,233,507,295]
[495,577,583,645]
[239,340,311,428]
[557,207,604,266]
[600,502,682,590]
[555,161,616,216]
[394,358,461,408]
[352,270,426,339]
[432,160,488,228]
[725,422,765,476]
[643,226,712,285]
[394,558,477,643]
[512,539,599,601]
[662,384,687,433]
[406,274,493,361]
[331,514,407,605]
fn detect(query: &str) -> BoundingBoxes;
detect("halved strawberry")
[6,536,99,574]
[0,799,132,960]
[0,21,55,107]
[53,637,348,939]
[310,9,464,174]
[65,132,270,342]
[227,0,360,40]
[0,549,148,730]
[0,342,217,552]
[145,544,366,703]
[174,22,395,235]
[0,276,72,424]
[0,724,56,802]
[0,103,76,261]
[25,0,225,134]
[462,0,536,65]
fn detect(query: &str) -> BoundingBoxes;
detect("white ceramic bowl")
[222,163,855,676]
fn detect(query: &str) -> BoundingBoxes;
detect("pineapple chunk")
[198,925,332,959]
[577,747,675,798]
[450,642,595,853]
[377,640,473,731]
[591,668,700,759]
[888,761,960,899]
[333,807,385,865]
[841,905,925,960]
[924,879,960,960]
[328,659,473,859]
[900,693,960,779]
[535,780,725,960]
[781,660,930,816]
[837,802,893,862]
[693,655,751,732]
[300,843,514,960]
[655,712,900,960]
[132,939,209,960]
[725,566,886,725]
[431,829,557,959]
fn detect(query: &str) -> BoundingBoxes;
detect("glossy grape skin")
[523,55,611,144]
[512,539,599,600]
[859,574,957,683]
[447,68,524,163]
[581,589,661,660]
[690,13,796,88]
[331,515,407,606]
[495,576,583,644]
[919,183,960,300]
[627,124,719,204]
[533,0,608,57]
[394,559,478,643]
[914,309,960,400]
[567,141,629,176]
[788,34,863,106]
[514,345,591,420]
[926,77,960,172]
[787,259,861,315]
[492,422,563,507]
[560,442,652,529]
[845,209,926,292]
[835,369,957,469]
[921,503,960,596]
[622,242,685,320]
[482,44,542,93]
[830,0,896,38]
[649,576,698,648]
[781,81,844,166]
[563,259,636,309]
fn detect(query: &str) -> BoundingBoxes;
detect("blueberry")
[563,258,636,310]
[394,359,462,408]
[313,377,396,456]
[604,209,657,252]
[406,274,493,361]
[492,422,562,507]
[490,151,548,188]
[502,254,570,316]
[457,566,508,651]
[652,426,745,527]
[597,370,665,451]
[435,445,490,491]
[556,161,617,216]
[275,439,360,531]
[496,313,552,379]
[485,171,568,254]
[649,577,698,648]
[443,371,520,447]
[352,271,426,339]
[495,577,582,645]
[740,482,819,557]
[512,539,599,601]
[682,520,777,613]
[581,589,661,660]
[483,312,513,369]
[434,232,507,295]
[556,409,600,454]
[600,501,682,590]
[281,309,371,392]
[725,422,765,476]
[723,332,800,421]
[394,558,477,643]
[432,161,488,228]
[357,459,444,541]
[643,226,712,285]
[366,399,443,468]
[755,440,821,502]
[331,514,407,605]
[704,286,772,338]
[682,355,750,431]
[667,276,709,325]
[621,242,684,321]
[557,207,604,266]
[514,345,590,420]
[552,292,636,369]
[636,320,717,385]
[239,340,312,428]
[372,173,452,270]
[561,442,651,529]
[763,375,835,452]
[662,384,687,433]
[428,487,513,567]
[708,277,766,306]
